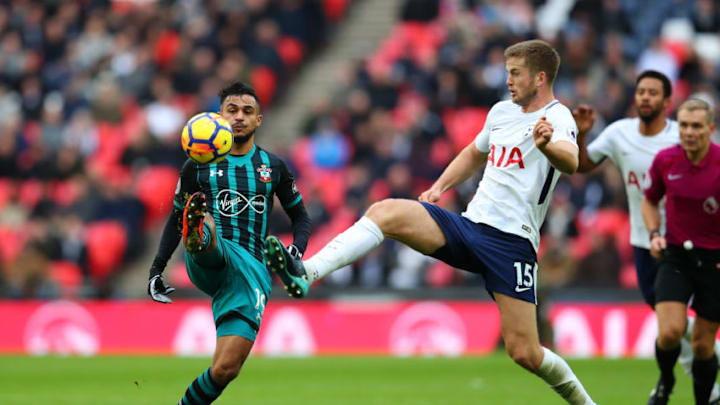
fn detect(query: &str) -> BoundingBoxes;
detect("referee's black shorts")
[655,244,720,322]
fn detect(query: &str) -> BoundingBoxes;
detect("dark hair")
[636,70,672,98]
[504,40,561,86]
[218,82,260,109]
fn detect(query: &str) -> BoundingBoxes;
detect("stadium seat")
[250,66,277,105]
[0,225,26,268]
[49,260,83,295]
[277,36,306,68]
[134,165,178,228]
[85,220,128,281]
[442,108,488,152]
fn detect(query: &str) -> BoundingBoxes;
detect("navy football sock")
[178,367,226,405]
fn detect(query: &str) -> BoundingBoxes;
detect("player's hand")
[572,104,595,136]
[649,235,667,259]
[418,187,442,204]
[287,244,302,260]
[148,275,176,304]
[533,117,554,150]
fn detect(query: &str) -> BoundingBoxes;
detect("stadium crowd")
[1,0,720,299]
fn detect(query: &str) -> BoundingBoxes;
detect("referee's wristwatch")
[648,229,661,241]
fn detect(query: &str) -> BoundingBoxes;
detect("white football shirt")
[464,100,578,251]
[587,118,678,249]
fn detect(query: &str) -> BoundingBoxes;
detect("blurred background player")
[643,98,720,405]
[265,40,597,405]
[574,70,720,401]
[147,82,311,405]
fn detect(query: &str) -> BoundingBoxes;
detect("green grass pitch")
[0,354,695,404]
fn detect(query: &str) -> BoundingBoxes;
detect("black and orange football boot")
[182,192,208,254]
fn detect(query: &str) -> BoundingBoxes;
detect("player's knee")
[691,338,716,359]
[365,199,407,235]
[211,361,242,385]
[505,341,541,371]
[657,324,684,347]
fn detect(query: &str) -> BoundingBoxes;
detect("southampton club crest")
[256,164,272,183]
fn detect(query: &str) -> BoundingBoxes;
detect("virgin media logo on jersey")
[488,145,524,168]
[216,189,266,217]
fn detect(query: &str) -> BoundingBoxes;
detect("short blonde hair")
[678,98,714,124]
[504,40,561,86]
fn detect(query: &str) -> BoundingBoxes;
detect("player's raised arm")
[533,117,578,174]
[418,142,488,203]
[573,104,599,173]
[148,159,200,303]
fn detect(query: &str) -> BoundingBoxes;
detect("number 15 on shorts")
[513,261,537,293]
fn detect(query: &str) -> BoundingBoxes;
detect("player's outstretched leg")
[263,235,309,298]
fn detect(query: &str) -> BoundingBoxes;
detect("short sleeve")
[586,125,617,164]
[474,106,498,153]
[275,159,303,209]
[546,105,578,148]
[644,154,666,204]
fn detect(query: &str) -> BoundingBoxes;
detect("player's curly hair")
[504,40,560,86]
[219,82,261,110]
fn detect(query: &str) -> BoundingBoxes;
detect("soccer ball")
[181,112,233,164]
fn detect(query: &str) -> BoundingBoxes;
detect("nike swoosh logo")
[515,286,531,293]
[668,174,682,180]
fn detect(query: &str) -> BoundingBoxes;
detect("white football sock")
[679,316,720,401]
[304,216,384,283]
[536,347,596,405]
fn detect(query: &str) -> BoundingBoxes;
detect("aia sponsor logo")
[24,301,100,356]
[488,145,524,168]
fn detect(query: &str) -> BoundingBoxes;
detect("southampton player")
[265,40,596,404]
[574,71,720,402]
[147,82,311,405]
[643,99,720,405]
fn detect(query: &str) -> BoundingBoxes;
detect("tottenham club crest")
[256,164,272,183]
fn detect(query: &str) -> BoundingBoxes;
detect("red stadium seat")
[323,0,349,21]
[0,225,26,268]
[251,66,277,105]
[134,165,178,229]
[443,107,488,152]
[85,221,128,280]
[277,36,306,68]
[18,179,45,211]
[49,260,83,295]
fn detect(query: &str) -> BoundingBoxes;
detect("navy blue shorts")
[421,202,538,304]
[633,247,658,308]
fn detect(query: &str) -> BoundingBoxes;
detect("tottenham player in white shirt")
[574,70,720,403]
[264,40,596,405]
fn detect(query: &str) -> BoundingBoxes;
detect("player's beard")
[234,129,255,145]
[637,104,663,124]
[514,87,537,108]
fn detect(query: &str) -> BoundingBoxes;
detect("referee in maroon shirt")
[642,98,720,405]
